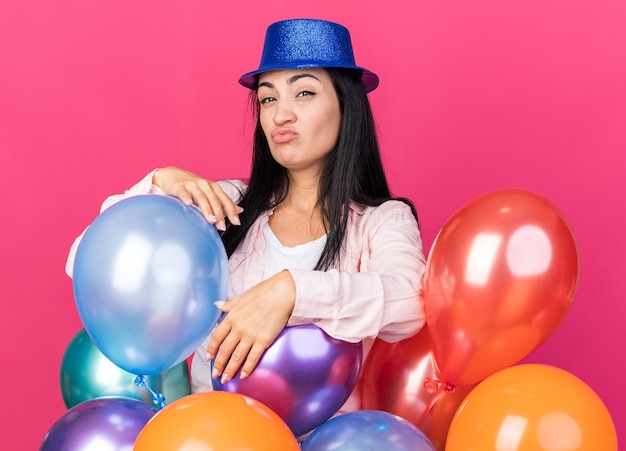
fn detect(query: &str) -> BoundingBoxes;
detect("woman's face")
[257,68,341,176]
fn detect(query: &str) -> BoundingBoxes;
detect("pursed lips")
[271,128,298,144]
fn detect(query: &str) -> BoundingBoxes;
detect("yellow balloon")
[446,364,617,451]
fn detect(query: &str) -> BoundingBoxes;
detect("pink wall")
[1,1,624,447]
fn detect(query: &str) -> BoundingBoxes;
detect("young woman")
[66,18,426,413]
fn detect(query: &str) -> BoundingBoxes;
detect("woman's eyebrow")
[287,73,321,84]
[258,73,321,90]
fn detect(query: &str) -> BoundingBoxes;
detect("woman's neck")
[283,171,320,214]
[269,173,326,246]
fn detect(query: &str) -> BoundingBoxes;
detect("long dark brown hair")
[220,68,417,270]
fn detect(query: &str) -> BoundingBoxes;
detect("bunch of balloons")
[358,189,617,449]
[42,189,617,449]
[46,194,363,448]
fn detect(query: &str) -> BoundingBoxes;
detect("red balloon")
[358,327,474,450]
[422,189,579,387]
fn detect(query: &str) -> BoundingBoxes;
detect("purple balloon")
[213,324,363,437]
[301,410,436,451]
[40,397,157,451]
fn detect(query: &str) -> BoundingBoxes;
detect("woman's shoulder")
[350,199,416,220]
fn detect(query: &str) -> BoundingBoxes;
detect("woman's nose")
[273,99,296,124]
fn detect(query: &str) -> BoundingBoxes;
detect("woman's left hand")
[207,270,296,383]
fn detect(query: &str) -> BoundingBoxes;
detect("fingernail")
[208,214,217,223]
[217,220,226,231]
[236,206,244,213]
[205,352,213,362]
[230,216,241,226]
[221,373,230,384]
[211,368,219,379]
[240,371,248,380]
[214,300,226,308]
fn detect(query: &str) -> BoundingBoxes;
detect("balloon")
[73,195,228,375]
[422,189,579,386]
[358,327,474,450]
[446,364,618,450]
[213,324,363,437]
[60,327,191,408]
[40,397,156,450]
[302,410,436,451]
[134,391,300,450]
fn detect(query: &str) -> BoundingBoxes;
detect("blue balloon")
[301,410,436,451]
[73,195,228,375]
[40,398,157,450]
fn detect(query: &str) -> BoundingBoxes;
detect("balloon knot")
[134,375,147,387]
[153,393,166,407]
[133,375,166,409]
[423,377,456,395]
[443,383,456,394]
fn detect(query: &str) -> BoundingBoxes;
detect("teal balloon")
[60,328,191,409]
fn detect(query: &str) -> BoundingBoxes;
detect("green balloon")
[60,328,191,409]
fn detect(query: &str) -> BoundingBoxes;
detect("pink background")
[1,1,624,447]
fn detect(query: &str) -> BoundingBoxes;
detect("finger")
[211,332,241,380]
[213,190,243,226]
[239,342,267,380]
[204,188,229,231]
[206,320,230,363]
[183,183,217,224]
[205,182,245,230]
[220,341,253,383]
[175,187,195,207]
[189,181,229,230]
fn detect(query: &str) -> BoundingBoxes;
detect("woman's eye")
[297,90,315,98]
[259,96,276,104]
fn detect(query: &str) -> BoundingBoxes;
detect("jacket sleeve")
[64,170,245,278]
[287,201,426,343]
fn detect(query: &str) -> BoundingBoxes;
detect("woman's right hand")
[152,166,242,230]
